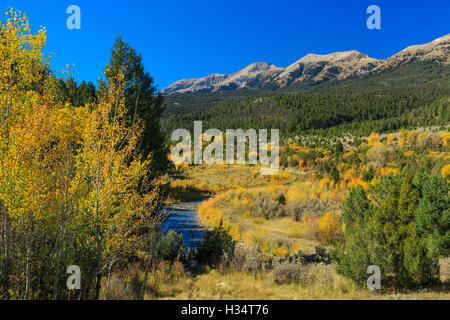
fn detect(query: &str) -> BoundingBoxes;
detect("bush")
[196,224,236,268]
[272,263,334,286]
[158,230,185,264]
[362,166,375,182]
[286,198,325,221]
[286,202,305,221]
[228,243,267,272]
[253,195,286,219]
[317,212,344,246]
[272,263,308,285]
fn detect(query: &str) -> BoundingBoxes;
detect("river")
[161,170,301,248]
[161,200,205,248]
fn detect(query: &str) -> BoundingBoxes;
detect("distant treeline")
[163,89,450,138]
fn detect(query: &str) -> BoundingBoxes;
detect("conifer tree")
[101,36,169,173]
[337,175,442,288]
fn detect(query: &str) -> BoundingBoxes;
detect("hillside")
[162,59,450,137]
[163,88,450,139]
[162,34,449,95]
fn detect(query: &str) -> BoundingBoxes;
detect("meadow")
[128,128,450,300]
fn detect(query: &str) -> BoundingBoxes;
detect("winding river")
[161,200,205,248]
[161,170,302,248]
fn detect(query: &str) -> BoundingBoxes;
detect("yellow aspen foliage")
[442,164,450,182]
[368,132,380,146]
[0,10,163,298]
[387,133,396,145]
[399,129,408,149]
[440,132,450,147]
[377,167,400,177]
[404,150,416,158]
[317,212,344,245]
[343,150,357,162]
[407,130,419,147]
[270,246,289,257]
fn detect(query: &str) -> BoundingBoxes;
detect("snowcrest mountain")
[162,34,450,95]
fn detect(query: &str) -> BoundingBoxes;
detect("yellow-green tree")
[73,69,164,299]
[0,10,164,300]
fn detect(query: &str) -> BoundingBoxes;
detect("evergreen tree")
[336,186,374,285]
[337,175,442,288]
[78,81,97,106]
[330,166,340,183]
[101,35,169,173]
[55,78,97,107]
[414,174,450,257]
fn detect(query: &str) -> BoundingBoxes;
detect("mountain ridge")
[162,34,450,95]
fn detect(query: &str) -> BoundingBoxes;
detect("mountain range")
[162,34,450,95]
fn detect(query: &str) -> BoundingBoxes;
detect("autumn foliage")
[0,10,163,299]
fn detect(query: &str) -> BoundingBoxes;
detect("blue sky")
[4,0,450,91]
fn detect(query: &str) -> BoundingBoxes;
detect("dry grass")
[147,264,450,300]
[184,165,295,192]
[168,165,295,202]
[104,257,450,300]
[440,257,450,283]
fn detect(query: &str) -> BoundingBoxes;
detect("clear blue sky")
[4,0,450,91]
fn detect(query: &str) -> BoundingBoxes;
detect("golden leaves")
[0,9,162,268]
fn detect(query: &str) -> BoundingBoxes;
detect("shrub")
[196,224,236,268]
[286,202,305,221]
[229,243,267,272]
[158,230,185,264]
[272,263,334,286]
[253,194,286,219]
[317,212,344,246]
[362,166,375,182]
[286,198,325,220]
[274,193,286,205]
[272,263,308,285]
[367,142,393,168]
[442,164,450,182]
[330,167,340,183]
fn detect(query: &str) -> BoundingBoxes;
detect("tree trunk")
[24,241,31,300]
[95,241,102,300]
[53,218,68,300]
[106,263,112,292]
[0,202,10,299]
[139,256,151,300]
[95,195,102,300]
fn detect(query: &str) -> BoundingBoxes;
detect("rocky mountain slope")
[273,50,381,87]
[163,34,450,95]
[374,34,450,72]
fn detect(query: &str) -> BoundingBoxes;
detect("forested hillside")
[163,90,449,138]
[163,60,450,138]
